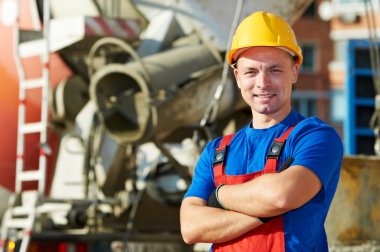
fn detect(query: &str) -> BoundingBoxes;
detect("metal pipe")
[90,44,222,143]
[154,67,245,140]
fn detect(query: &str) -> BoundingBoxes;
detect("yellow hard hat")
[227,11,303,66]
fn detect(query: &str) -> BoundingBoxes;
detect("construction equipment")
[0,0,312,250]
[0,0,51,251]
[0,0,378,251]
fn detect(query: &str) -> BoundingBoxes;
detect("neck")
[251,108,292,129]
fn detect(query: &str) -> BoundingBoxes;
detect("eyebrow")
[242,63,284,71]
[268,64,285,69]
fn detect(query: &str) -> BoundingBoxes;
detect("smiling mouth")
[254,94,275,98]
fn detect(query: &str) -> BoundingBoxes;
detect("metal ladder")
[0,0,51,251]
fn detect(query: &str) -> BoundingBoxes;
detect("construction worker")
[180,11,343,251]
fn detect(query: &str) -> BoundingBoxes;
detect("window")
[302,2,316,18]
[291,91,318,117]
[300,43,317,73]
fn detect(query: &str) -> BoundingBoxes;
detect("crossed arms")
[180,164,322,244]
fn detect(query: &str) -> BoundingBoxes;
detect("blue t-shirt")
[184,111,343,251]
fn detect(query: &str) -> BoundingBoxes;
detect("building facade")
[293,0,379,155]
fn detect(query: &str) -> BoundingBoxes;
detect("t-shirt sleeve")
[290,118,343,194]
[183,140,219,201]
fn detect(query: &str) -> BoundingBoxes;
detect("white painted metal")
[50,101,123,200]
[137,10,182,57]
[134,0,313,51]
[0,0,51,251]
[21,78,44,89]
[1,0,314,250]
[49,134,86,200]
[18,15,143,59]
[20,122,43,134]
[50,0,100,18]
[18,38,47,58]
[18,171,42,182]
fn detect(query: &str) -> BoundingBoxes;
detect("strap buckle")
[267,141,285,159]
[213,147,227,166]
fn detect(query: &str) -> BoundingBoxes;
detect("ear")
[234,68,242,89]
[291,64,300,84]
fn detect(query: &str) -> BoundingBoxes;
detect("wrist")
[215,184,229,210]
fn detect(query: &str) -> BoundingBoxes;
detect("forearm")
[218,174,286,217]
[180,197,262,244]
[217,166,322,217]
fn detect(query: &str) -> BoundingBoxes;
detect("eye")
[270,68,283,73]
[243,69,258,76]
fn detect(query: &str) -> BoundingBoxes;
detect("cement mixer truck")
[0,0,379,251]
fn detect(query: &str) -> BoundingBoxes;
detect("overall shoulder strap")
[264,124,297,173]
[213,134,234,186]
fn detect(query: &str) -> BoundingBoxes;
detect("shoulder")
[291,117,342,144]
[285,115,343,173]
[287,117,343,195]
[288,116,343,170]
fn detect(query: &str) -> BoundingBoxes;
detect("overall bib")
[212,126,296,252]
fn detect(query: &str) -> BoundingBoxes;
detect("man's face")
[233,46,299,119]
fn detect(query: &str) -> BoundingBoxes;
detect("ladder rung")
[18,171,41,182]
[20,122,43,134]
[11,206,30,217]
[19,38,47,58]
[21,78,45,90]
[6,218,30,229]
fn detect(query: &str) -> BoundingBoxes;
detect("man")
[180,11,343,251]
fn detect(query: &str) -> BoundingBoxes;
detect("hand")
[207,184,227,209]
[208,188,273,222]
[207,158,294,218]
[207,188,221,208]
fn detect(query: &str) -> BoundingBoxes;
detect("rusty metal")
[326,155,380,245]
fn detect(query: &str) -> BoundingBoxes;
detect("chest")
[222,134,289,175]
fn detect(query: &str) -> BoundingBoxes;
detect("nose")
[256,71,270,88]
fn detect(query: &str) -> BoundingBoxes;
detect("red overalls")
[212,126,296,252]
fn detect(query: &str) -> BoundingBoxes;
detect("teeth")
[256,94,273,98]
